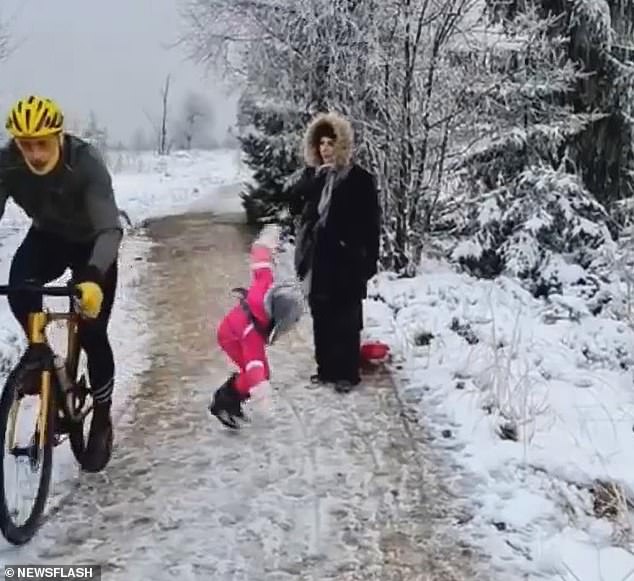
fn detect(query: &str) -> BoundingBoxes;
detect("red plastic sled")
[360,340,390,363]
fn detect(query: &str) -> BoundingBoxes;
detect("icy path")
[2,213,488,580]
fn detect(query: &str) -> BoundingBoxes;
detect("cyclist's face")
[319,137,335,165]
[15,136,60,172]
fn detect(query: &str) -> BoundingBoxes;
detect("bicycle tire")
[68,425,85,463]
[69,403,113,474]
[0,363,54,545]
[64,345,90,469]
[67,387,89,467]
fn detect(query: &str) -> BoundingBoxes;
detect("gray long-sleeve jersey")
[0,134,123,276]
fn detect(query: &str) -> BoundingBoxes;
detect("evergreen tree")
[238,95,307,226]
[431,7,614,297]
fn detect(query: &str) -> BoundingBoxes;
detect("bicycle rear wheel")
[0,363,54,545]
[67,374,91,466]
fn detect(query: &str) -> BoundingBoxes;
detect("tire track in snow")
[279,392,322,558]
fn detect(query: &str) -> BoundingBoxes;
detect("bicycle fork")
[37,373,51,449]
[29,312,50,450]
[4,312,52,456]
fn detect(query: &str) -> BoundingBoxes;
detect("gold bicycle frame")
[7,308,81,449]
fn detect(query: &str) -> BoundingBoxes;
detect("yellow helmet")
[5,95,64,138]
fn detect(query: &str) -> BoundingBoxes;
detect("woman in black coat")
[290,112,380,393]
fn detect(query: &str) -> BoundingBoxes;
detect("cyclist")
[0,95,122,472]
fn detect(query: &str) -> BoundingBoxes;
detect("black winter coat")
[290,164,381,303]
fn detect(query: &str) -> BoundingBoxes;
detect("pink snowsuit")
[216,241,274,398]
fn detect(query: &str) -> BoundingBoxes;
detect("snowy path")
[1,212,487,580]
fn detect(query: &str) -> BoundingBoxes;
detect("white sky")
[0,0,239,145]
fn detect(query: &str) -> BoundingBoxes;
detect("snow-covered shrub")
[447,167,616,297]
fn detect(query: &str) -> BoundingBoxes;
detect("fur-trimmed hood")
[302,112,354,168]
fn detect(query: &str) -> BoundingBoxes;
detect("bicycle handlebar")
[0,283,82,298]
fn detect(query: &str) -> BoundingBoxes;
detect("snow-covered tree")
[447,168,616,294]
[429,7,618,293]
[452,10,594,187]
[180,0,633,282]
[180,0,489,271]
[238,93,306,225]
[484,0,634,206]
[172,91,214,150]
[0,12,13,64]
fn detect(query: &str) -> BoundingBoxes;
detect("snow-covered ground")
[363,256,634,581]
[108,148,248,221]
[3,145,633,579]
[0,147,248,533]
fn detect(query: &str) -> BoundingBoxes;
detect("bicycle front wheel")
[0,363,55,545]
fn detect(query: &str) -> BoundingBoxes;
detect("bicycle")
[0,282,98,545]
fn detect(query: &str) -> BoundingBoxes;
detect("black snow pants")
[309,296,362,384]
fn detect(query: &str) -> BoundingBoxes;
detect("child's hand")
[248,380,273,419]
[256,224,281,250]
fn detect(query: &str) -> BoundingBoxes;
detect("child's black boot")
[209,373,249,429]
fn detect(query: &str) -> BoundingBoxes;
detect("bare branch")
[0,7,19,63]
